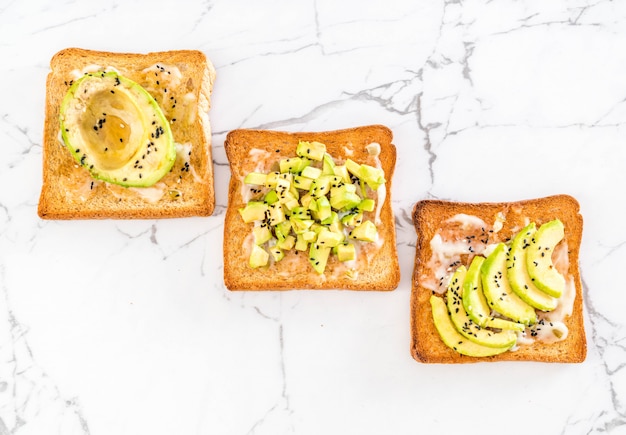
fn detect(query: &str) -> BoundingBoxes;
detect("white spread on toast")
[425,213,574,350]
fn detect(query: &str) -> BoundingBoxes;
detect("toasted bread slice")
[411,195,586,363]
[223,125,400,291]
[38,48,216,219]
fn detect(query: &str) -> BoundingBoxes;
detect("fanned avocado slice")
[447,266,517,348]
[481,243,537,325]
[60,71,176,187]
[507,223,558,311]
[526,219,566,298]
[430,296,512,357]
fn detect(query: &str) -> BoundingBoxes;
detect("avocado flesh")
[481,243,537,325]
[526,219,566,298]
[60,72,175,188]
[462,255,491,326]
[430,296,512,357]
[447,267,517,348]
[507,223,558,311]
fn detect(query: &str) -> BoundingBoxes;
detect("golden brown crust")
[223,125,400,291]
[38,48,216,219]
[411,195,586,363]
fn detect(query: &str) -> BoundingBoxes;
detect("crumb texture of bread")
[38,47,216,219]
[411,194,586,363]
[223,125,400,291]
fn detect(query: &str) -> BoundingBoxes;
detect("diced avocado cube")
[290,217,315,233]
[239,201,268,223]
[297,140,326,161]
[293,175,314,190]
[330,189,361,210]
[299,193,314,209]
[264,171,281,188]
[341,211,363,227]
[310,176,331,198]
[275,177,291,198]
[277,235,296,250]
[249,245,269,268]
[337,243,356,262]
[316,228,343,248]
[295,234,309,251]
[322,153,336,175]
[315,196,332,222]
[279,157,310,174]
[275,221,292,241]
[289,207,311,220]
[349,220,378,242]
[357,198,376,212]
[302,230,317,242]
[269,247,285,262]
[301,166,322,180]
[267,203,286,226]
[244,172,267,185]
[345,159,362,178]
[264,190,279,205]
[359,164,385,190]
[334,165,350,183]
[308,243,331,274]
[253,225,272,245]
[320,211,339,226]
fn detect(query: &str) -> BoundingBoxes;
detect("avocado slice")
[526,219,566,298]
[462,255,491,326]
[507,223,558,311]
[60,72,176,188]
[349,220,378,242]
[309,243,331,274]
[447,266,517,348]
[481,243,537,325]
[430,295,512,357]
[249,245,269,268]
[296,141,326,161]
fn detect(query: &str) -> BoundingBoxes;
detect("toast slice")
[223,125,400,291]
[411,195,586,363]
[38,48,216,219]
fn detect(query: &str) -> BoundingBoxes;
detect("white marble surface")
[1,0,625,434]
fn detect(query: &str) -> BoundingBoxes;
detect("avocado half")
[60,71,176,188]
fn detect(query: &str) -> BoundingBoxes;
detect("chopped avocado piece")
[345,159,362,178]
[60,72,176,188]
[507,223,558,311]
[275,221,292,241]
[267,203,286,226]
[249,245,269,268]
[357,198,376,212]
[341,211,363,227]
[349,220,378,242]
[310,176,332,198]
[293,175,314,190]
[447,266,517,348]
[263,171,281,188]
[244,172,267,185]
[320,211,339,226]
[333,165,350,183]
[337,243,356,262]
[526,219,566,298]
[295,234,309,251]
[359,164,385,190]
[481,243,537,325]
[322,153,336,175]
[269,246,285,262]
[430,295,513,357]
[253,225,272,245]
[277,235,296,250]
[315,196,332,222]
[296,141,326,161]
[302,230,317,242]
[239,201,268,223]
[329,186,361,210]
[301,166,322,180]
[316,229,344,248]
[462,255,491,326]
[290,217,315,233]
[264,190,279,204]
[289,207,311,220]
[309,243,331,274]
[279,157,309,174]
